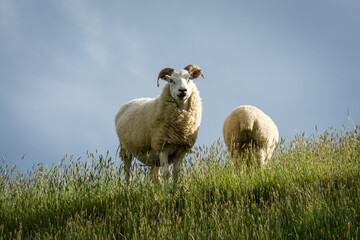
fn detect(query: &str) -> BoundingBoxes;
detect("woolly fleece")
[223,105,279,164]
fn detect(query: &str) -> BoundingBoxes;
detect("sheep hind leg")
[120,149,133,183]
[258,146,275,166]
[257,148,267,166]
[231,149,243,171]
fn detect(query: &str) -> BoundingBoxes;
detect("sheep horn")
[184,64,205,79]
[157,68,174,87]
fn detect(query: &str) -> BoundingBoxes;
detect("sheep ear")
[189,69,204,80]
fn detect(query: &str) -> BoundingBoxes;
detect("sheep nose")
[177,88,187,99]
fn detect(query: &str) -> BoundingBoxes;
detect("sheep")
[223,105,279,167]
[115,64,204,183]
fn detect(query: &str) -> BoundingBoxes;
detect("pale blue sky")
[1,0,359,171]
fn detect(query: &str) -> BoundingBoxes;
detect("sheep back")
[223,105,279,155]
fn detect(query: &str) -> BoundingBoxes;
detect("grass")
[1,126,360,239]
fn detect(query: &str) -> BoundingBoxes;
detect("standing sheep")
[223,105,279,166]
[115,64,204,183]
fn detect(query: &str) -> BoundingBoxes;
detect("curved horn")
[157,68,174,87]
[184,64,205,79]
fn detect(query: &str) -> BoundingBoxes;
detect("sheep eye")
[169,79,174,84]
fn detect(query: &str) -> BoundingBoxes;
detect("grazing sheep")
[223,105,279,166]
[115,64,204,182]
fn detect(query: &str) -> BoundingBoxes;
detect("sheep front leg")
[159,152,170,182]
[149,166,160,182]
[173,155,185,183]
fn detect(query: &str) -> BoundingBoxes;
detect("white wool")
[223,105,279,166]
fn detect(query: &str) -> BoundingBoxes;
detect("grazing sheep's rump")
[223,105,279,165]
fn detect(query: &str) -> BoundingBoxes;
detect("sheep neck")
[151,83,202,152]
[176,98,190,111]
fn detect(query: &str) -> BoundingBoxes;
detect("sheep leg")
[159,151,170,181]
[123,157,132,183]
[149,166,160,182]
[120,147,133,182]
[257,149,267,166]
[259,147,274,166]
[266,145,275,163]
[173,157,183,183]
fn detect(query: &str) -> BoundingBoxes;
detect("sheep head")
[157,64,204,104]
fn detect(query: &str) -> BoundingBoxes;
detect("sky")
[1,0,359,171]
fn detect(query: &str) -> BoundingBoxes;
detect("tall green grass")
[1,126,359,239]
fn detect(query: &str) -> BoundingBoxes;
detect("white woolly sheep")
[115,64,204,183]
[223,105,279,166]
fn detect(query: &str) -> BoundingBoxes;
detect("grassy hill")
[1,127,359,239]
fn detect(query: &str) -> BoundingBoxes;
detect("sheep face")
[160,69,203,105]
[168,70,193,103]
